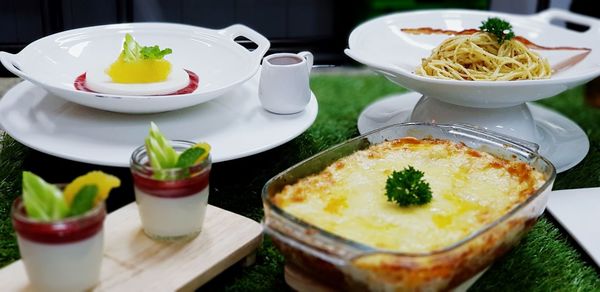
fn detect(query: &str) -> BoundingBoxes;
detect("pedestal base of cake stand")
[357,92,589,173]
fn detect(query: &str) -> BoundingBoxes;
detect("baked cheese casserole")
[272,137,545,253]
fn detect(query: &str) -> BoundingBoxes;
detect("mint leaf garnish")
[69,185,98,217]
[140,46,173,60]
[176,147,206,168]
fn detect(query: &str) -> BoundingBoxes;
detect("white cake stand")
[345,9,600,172]
[357,92,588,173]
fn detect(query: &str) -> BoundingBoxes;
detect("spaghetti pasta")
[416,32,552,81]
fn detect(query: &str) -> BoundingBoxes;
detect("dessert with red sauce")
[11,171,120,291]
[76,34,199,96]
[130,122,211,241]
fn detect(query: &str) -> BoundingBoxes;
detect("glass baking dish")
[262,122,555,291]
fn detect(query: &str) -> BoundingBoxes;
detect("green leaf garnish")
[144,122,211,180]
[122,34,140,63]
[140,46,173,60]
[385,166,432,207]
[121,33,172,63]
[479,17,515,44]
[22,171,69,221]
[69,185,98,217]
[145,122,180,179]
[176,147,206,168]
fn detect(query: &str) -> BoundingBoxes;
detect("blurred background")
[0,0,593,77]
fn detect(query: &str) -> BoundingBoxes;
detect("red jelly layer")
[74,69,199,95]
[132,170,210,199]
[12,198,105,245]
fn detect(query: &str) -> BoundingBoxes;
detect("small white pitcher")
[259,51,313,114]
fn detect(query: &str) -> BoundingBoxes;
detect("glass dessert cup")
[262,123,556,291]
[11,197,105,292]
[130,141,211,241]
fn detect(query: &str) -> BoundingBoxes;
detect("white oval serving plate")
[0,23,270,113]
[345,9,600,108]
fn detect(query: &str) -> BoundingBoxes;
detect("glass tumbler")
[130,141,211,241]
[11,196,105,292]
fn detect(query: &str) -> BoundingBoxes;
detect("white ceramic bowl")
[345,9,600,108]
[0,23,270,113]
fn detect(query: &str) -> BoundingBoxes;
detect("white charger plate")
[0,23,270,113]
[345,9,600,108]
[0,72,318,166]
[547,188,600,268]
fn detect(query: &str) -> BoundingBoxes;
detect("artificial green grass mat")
[1,74,599,290]
[0,134,28,267]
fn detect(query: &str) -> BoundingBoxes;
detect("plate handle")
[0,52,27,79]
[532,8,600,35]
[219,24,271,63]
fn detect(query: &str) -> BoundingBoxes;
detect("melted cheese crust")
[273,138,544,253]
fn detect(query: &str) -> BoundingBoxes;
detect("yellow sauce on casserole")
[272,138,545,253]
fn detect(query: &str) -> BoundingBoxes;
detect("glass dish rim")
[130,139,212,179]
[11,195,106,225]
[261,122,556,258]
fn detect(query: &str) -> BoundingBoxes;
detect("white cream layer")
[135,186,209,238]
[85,66,189,96]
[18,230,104,292]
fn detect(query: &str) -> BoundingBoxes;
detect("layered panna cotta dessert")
[132,164,210,240]
[12,171,120,291]
[131,123,212,241]
[13,201,105,292]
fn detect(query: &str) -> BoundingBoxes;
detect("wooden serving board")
[0,203,263,291]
